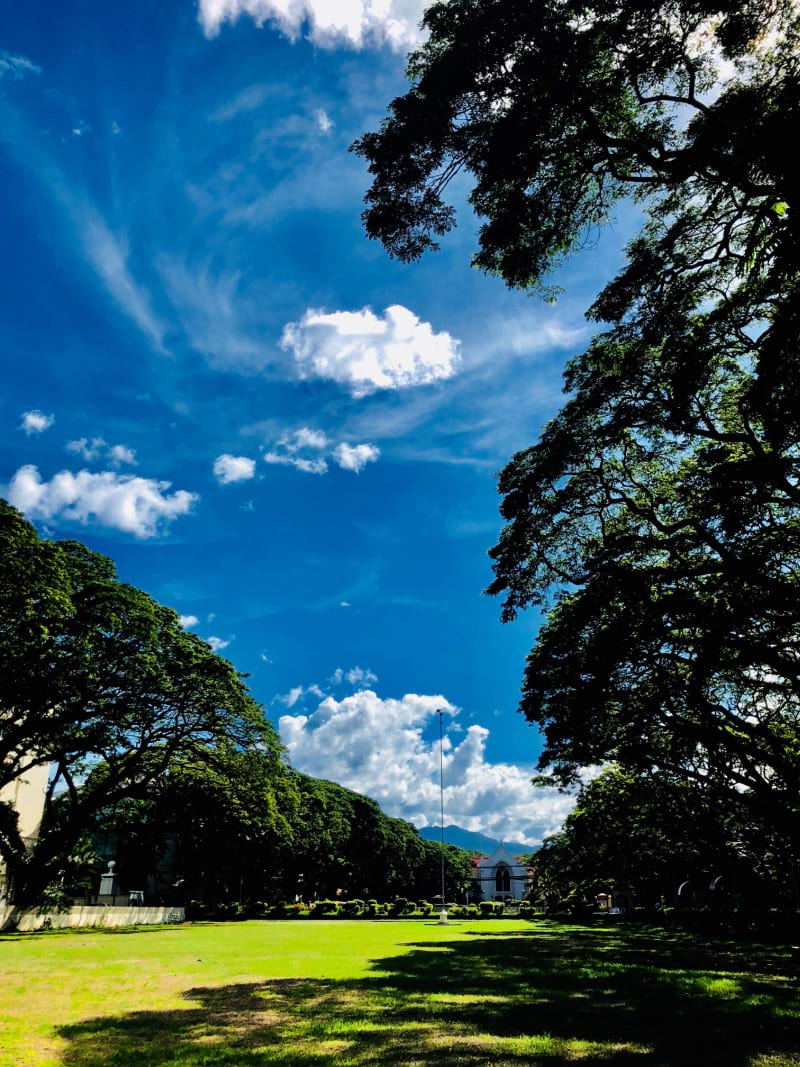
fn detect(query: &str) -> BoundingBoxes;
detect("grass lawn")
[0,918,798,1066]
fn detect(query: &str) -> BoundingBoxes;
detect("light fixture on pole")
[437,708,448,925]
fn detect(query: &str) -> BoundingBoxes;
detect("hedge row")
[187,898,520,920]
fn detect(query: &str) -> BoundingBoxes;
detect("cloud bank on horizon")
[279,689,575,846]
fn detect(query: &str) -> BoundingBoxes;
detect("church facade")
[473,844,531,902]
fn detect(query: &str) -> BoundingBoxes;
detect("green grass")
[0,919,798,1066]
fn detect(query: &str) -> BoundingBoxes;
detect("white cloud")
[281,304,461,398]
[0,50,41,81]
[278,682,326,707]
[158,259,265,370]
[330,666,378,687]
[314,107,334,133]
[20,410,54,435]
[333,442,380,473]
[206,636,230,652]
[340,600,351,608]
[263,427,358,476]
[210,83,273,123]
[264,451,328,475]
[213,453,256,484]
[78,210,166,352]
[197,0,427,50]
[280,427,329,452]
[108,444,137,467]
[179,614,199,628]
[279,690,577,846]
[66,437,105,461]
[346,666,378,687]
[7,465,197,538]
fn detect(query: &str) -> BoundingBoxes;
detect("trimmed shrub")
[310,899,341,917]
[342,899,365,917]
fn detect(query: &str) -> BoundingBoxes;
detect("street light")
[437,708,448,925]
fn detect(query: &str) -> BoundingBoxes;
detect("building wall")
[0,761,50,845]
[0,760,51,899]
[0,905,184,932]
[475,845,530,902]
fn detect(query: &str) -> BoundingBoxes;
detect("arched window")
[495,865,511,894]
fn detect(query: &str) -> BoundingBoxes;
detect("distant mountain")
[419,824,536,858]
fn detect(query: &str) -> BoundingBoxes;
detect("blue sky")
[1,0,636,845]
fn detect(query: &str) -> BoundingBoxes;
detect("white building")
[474,844,531,902]
[0,761,50,899]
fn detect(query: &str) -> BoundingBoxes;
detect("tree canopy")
[0,499,278,904]
[530,766,788,913]
[355,0,800,861]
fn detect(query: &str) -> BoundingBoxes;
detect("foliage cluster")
[356,0,800,897]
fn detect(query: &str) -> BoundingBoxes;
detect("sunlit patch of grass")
[0,919,798,1065]
[498,1034,652,1059]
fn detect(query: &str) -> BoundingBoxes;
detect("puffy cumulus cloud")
[7,465,197,538]
[20,410,54,435]
[333,442,380,473]
[198,0,427,50]
[108,444,136,467]
[280,427,329,452]
[0,50,41,81]
[206,636,230,652]
[279,691,576,846]
[264,427,380,476]
[213,453,256,484]
[281,304,460,398]
[179,614,199,628]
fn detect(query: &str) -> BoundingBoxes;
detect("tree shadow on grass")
[57,925,800,1066]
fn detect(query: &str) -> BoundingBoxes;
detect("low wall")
[0,905,184,931]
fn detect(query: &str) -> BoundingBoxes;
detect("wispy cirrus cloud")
[0,50,41,82]
[197,0,428,50]
[7,465,197,538]
[1,105,166,352]
[263,450,328,475]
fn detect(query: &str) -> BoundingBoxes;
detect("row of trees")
[0,499,473,910]
[95,756,475,906]
[531,766,797,916]
[355,0,800,901]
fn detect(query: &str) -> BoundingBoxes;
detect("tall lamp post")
[437,708,448,924]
